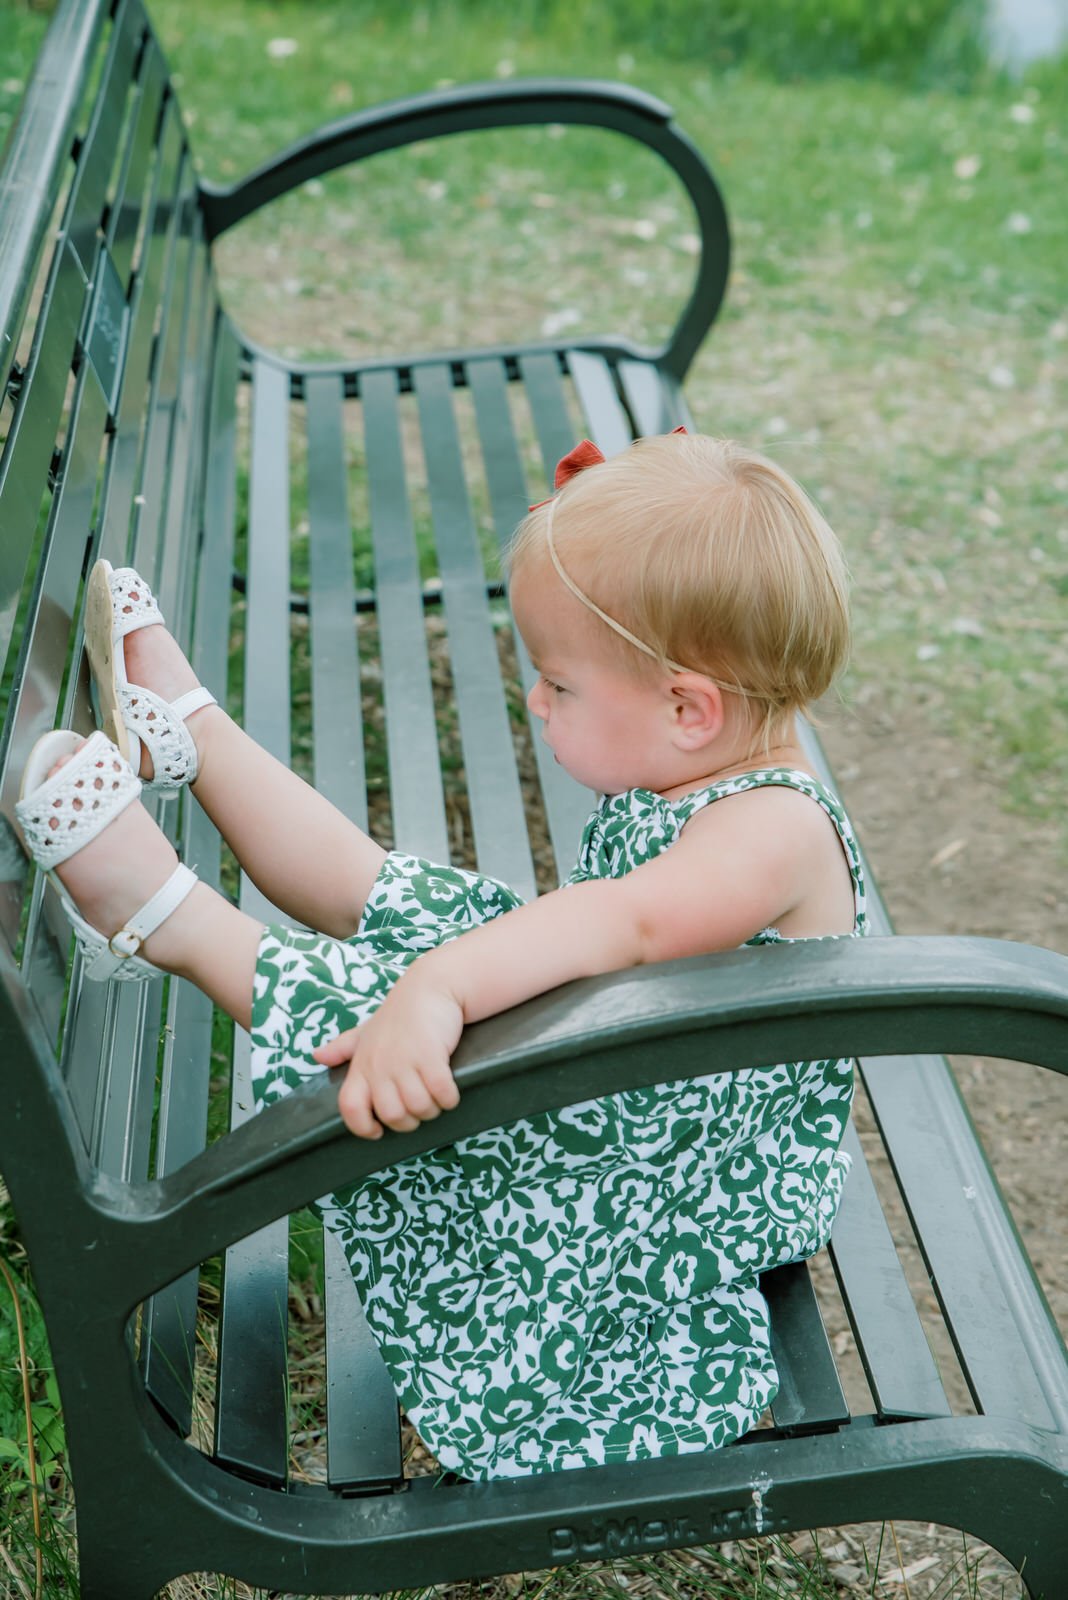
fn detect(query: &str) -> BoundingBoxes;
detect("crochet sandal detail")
[85,559,216,794]
[15,729,198,981]
[16,730,139,869]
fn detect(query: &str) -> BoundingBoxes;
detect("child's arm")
[315,786,831,1138]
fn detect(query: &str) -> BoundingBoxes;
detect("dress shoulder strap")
[673,768,868,934]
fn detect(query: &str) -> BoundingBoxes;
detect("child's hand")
[312,968,464,1139]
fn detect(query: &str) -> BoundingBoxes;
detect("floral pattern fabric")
[250,768,867,1480]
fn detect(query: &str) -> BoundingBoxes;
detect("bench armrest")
[197,78,729,382]
[93,933,1068,1300]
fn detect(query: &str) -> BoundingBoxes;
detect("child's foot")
[16,730,200,980]
[49,748,198,969]
[85,562,217,792]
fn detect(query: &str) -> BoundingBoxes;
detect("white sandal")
[84,560,216,795]
[15,729,197,982]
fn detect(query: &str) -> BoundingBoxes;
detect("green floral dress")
[250,768,867,1480]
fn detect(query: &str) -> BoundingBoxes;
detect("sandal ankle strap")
[83,863,198,980]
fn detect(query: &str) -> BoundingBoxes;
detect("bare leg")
[123,626,386,938]
[54,784,261,1028]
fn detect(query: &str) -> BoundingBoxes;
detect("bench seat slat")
[214,1100,291,1487]
[519,352,580,477]
[214,358,292,1486]
[617,359,685,436]
[415,363,534,892]
[765,1260,851,1434]
[829,1120,950,1421]
[517,351,604,873]
[140,973,213,1432]
[467,358,592,884]
[305,373,405,1485]
[567,350,633,459]
[306,374,367,828]
[323,1233,404,1490]
[362,368,448,860]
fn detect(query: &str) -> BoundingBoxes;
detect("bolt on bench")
[1,2,1066,1597]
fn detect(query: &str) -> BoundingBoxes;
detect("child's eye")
[541,675,566,694]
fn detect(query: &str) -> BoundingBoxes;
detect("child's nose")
[526,681,547,720]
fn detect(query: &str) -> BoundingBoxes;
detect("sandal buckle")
[109,927,142,959]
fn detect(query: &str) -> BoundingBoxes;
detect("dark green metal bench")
[1,2,1066,1596]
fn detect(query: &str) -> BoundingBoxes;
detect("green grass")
[0,0,1064,1595]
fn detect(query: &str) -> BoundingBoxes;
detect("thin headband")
[543,495,687,675]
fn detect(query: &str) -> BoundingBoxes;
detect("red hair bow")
[553,437,606,487]
[529,427,686,510]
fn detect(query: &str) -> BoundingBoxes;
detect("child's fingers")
[313,1027,360,1066]
[394,1068,446,1123]
[338,1071,383,1140]
[371,1077,421,1134]
[421,1058,460,1113]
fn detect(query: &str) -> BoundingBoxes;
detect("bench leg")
[1018,1542,1064,1600]
[76,1525,174,1600]
[965,1485,1068,1600]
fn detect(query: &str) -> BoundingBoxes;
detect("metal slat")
[519,352,579,478]
[617,359,685,437]
[0,368,109,979]
[306,374,366,827]
[142,325,239,1435]
[828,1120,950,1421]
[361,368,447,860]
[516,351,607,874]
[64,0,142,277]
[168,263,218,649]
[414,364,533,895]
[0,239,87,683]
[94,981,159,1179]
[765,1260,851,1434]
[305,373,403,1487]
[323,1233,403,1490]
[214,359,290,1486]
[467,358,592,884]
[107,38,167,284]
[156,233,212,616]
[132,152,197,584]
[567,350,633,458]
[96,105,184,564]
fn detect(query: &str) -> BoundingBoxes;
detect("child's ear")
[667,673,724,747]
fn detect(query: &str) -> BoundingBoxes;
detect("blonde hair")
[508,433,850,746]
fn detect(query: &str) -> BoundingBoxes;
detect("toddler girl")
[16,431,866,1480]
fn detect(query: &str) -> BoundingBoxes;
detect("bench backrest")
[1,0,216,1175]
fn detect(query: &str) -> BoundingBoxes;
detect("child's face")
[510,561,674,795]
